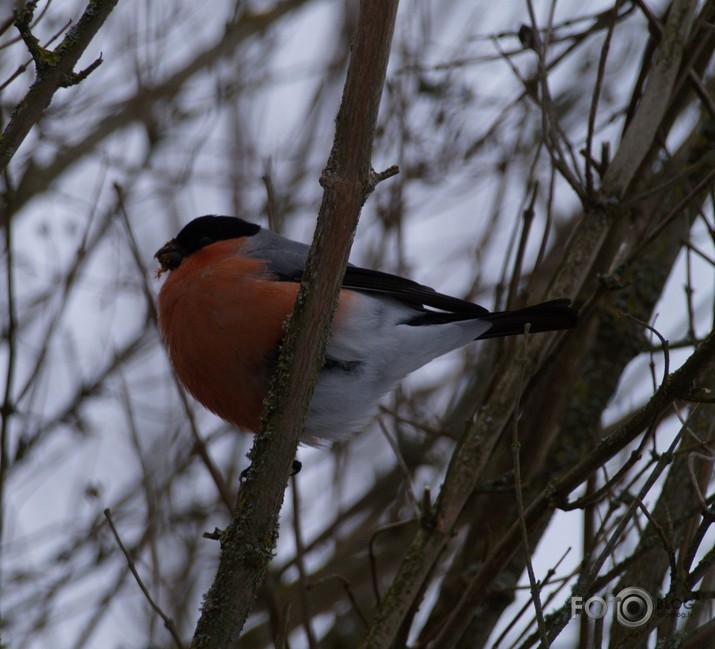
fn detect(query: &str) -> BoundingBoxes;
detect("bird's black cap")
[155,215,260,272]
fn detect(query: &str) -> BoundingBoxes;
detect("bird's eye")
[199,236,213,247]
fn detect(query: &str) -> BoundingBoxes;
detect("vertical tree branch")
[189,2,400,647]
[602,0,697,194]
[0,183,16,619]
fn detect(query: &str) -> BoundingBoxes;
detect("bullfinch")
[155,215,577,444]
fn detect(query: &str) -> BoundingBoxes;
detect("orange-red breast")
[155,216,577,443]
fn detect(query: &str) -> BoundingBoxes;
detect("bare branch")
[602,0,698,194]
[0,0,119,173]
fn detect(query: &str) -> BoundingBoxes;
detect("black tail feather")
[478,298,577,339]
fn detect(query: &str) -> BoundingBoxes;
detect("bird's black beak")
[155,240,186,276]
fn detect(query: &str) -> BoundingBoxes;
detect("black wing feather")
[340,266,489,316]
[262,241,576,333]
[275,264,489,316]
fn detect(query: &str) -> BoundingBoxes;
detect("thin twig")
[290,474,317,649]
[632,495,678,582]
[506,183,537,309]
[523,0,585,197]
[511,325,549,647]
[103,509,185,649]
[620,311,670,386]
[376,417,420,517]
[309,573,370,628]
[491,549,572,648]
[368,519,416,607]
[0,181,17,612]
[584,0,623,194]
[684,507,715,579]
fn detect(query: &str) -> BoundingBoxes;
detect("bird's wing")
[339,266,488,316]
[246,227,489,316]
